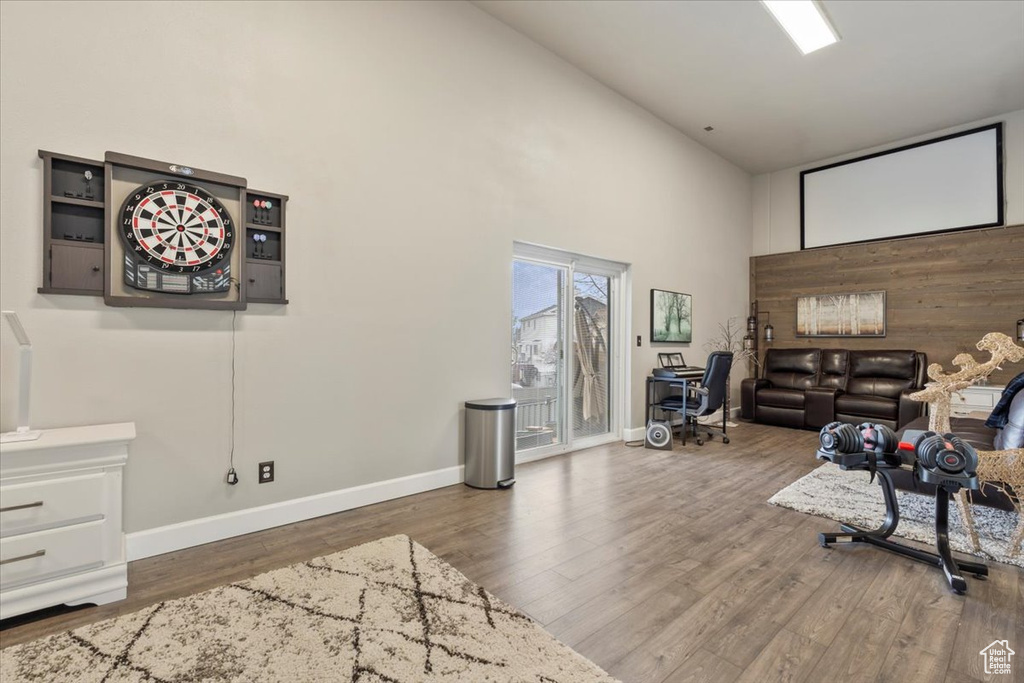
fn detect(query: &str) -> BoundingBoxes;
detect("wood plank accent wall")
[749,224,1024,386]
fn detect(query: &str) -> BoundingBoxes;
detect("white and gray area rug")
[0,535,618,683]
[770,464,1023,569]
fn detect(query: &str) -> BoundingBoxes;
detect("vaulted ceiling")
[474,1,1024,173]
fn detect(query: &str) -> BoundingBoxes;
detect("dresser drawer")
[952,390,996,409]
[0,520,105,588]
[0,473,106,537]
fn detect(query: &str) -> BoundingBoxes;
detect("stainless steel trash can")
[464,398,516,489]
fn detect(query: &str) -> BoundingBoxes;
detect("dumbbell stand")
[818,466,988,594]
[818,465,901,544]
[932,485,988,593]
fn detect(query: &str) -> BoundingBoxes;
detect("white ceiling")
[473,1,1024,174]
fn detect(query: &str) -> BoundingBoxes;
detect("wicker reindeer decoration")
[909,332,1024,556]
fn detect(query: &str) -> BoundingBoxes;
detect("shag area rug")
[0,535,617,683]
[769,464,1023,569]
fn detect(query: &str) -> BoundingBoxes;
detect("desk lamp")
[1,311,41,443]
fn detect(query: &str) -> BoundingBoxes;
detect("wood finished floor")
[2,422,1021,682]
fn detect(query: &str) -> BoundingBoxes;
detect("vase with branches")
[703,317,760,419]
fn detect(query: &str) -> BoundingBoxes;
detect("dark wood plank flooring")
[2,422,1020,682]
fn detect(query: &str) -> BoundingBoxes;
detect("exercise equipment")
[914,431,979,478]
[819,421,898,456]
[859,422,898,453]
[816,422,987,595]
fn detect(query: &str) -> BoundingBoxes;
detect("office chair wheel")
[696,438,704,446]
[723,436,730,444]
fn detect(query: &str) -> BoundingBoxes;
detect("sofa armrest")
[898,391,927,429]
[805,387,839,430]
[740,378,769,421]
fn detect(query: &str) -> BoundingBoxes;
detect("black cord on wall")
[226,304,239,485]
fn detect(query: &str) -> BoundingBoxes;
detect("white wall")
[0,1,751,534]
[753,110,1024,254]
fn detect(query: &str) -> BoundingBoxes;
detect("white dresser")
[950,384,1004,418]
[0,422,134,619]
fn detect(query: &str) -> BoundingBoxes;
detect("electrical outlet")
[258,461,275,483]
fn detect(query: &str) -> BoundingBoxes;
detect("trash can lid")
[466,397,517,410]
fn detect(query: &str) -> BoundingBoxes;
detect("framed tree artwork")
[651,289,692,343]
[796,291,886,337]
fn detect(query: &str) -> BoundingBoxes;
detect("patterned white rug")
[769,464,1023,569]
[0,535,618,682]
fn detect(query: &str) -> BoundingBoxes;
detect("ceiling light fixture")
[761,0,839,55]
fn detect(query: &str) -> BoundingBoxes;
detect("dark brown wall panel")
[750,225,1024,386]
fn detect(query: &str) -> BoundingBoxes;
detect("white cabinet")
[0,422,134,619]
[949,384,1004,418]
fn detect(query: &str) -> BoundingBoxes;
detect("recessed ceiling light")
[761,0,840,55]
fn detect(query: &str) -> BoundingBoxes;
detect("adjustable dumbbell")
[857,422,898,454]
[819,421,863,454]
[914,431,978,475]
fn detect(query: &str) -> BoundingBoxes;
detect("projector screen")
[801,123,1003,250]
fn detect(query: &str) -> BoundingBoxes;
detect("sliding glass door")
[571,269,611,441]
[512,245,625,458]
[512,260,567,450]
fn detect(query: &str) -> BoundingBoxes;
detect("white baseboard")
[704,407,742,422]
[126,465,464,561]
[623,426,645,442]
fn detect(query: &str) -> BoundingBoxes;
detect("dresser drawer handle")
[0,549,46,565]
[0,501,44,513]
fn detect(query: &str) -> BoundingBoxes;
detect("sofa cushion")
[756,405,806,429]
[994,390,1024,450]
[846,350,919,399]
[818,350,849,390]
[835,394,898,421]
[764,348,820,391]
[757,388,806,410]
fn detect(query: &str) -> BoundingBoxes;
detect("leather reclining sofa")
[741,348,927,431]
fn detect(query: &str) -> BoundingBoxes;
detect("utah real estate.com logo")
[979,640,1015,675]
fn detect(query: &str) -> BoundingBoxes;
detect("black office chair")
[676,351,733,446]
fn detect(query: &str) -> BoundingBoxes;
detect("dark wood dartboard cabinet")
[38,150,106,295]
[37,150,289,308]
[243,189,289,304]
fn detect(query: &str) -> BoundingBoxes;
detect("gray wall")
[0,1,752,533]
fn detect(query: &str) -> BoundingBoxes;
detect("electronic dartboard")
[118,180,235,294]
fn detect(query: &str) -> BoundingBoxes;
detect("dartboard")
[119,180,234,275]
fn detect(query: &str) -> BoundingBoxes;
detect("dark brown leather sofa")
[741,348,927,431]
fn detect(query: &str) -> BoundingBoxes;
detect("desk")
[645,375,698,445]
